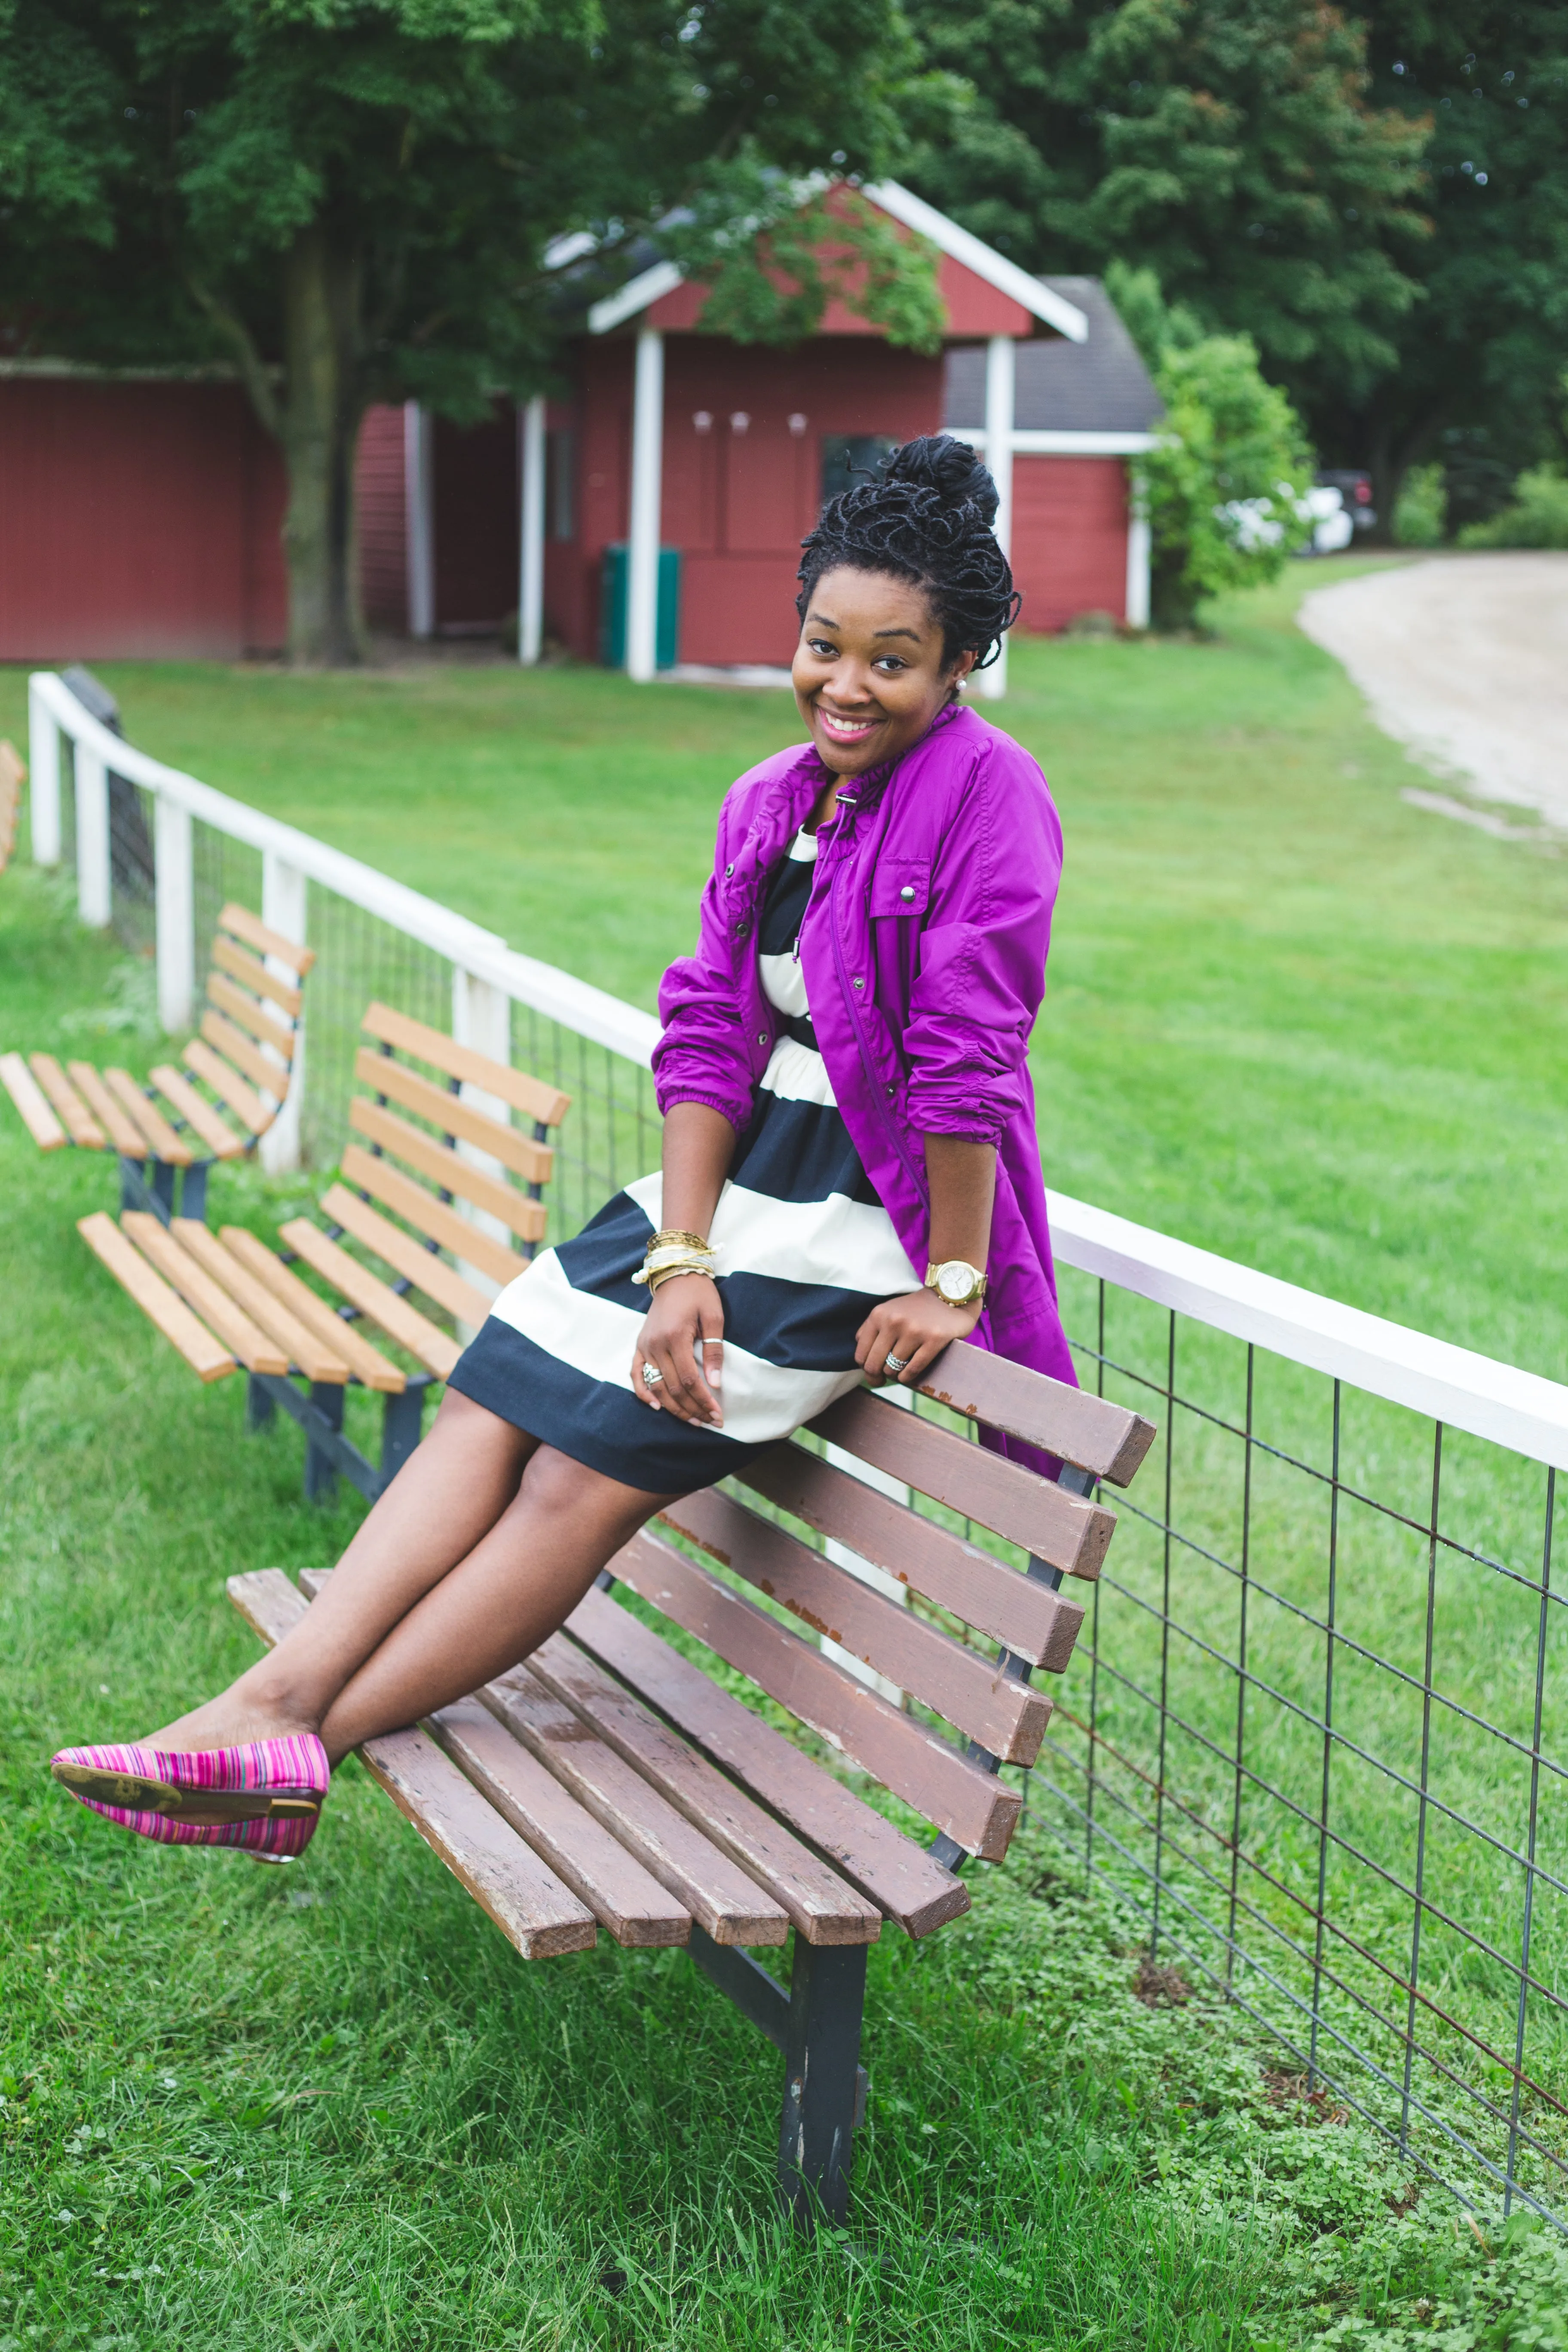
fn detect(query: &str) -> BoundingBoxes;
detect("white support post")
[977,334,1016,703]
[625,326,665,682]
[1125,469,1152,629]
[450,967,514,1332]
[518,395,546,666]
[404,401,435,640]
[259,852,307,1173]
[154,798,195,1034]
[75,742,110,927]
[27,676,61,865]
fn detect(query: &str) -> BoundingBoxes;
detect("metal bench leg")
[245,1375,277,1433]
[377,1385,425,1493]
[180,1159,211,1222]
[303,1382,345,1504]
[150,1158,177,1218]
[778,1938,868,2229]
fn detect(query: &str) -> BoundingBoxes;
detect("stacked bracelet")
[631,1232,718,1291]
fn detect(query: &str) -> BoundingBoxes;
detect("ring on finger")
[641,1363,665,1387]
[883,1352,909,1374]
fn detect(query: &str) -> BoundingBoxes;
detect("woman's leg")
[144,1392,671,1762]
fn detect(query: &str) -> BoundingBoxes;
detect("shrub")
[1393,461,1447,547]
[1456,464,1568,549]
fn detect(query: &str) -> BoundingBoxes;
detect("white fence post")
[625,326,665,681]
[977,334,1016,704]
[75,743,111,927]
[154,798,195,1034]
[259,851,307,1173]
[518,395,546,666]
[1125,468,1152,629]
[450,966,514,1330]
[27,676,61,865]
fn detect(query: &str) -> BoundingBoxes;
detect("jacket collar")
[789,698,968,830]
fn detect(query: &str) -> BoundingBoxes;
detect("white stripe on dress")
[621,1170,919,1297]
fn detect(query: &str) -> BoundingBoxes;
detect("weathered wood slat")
[184,1038,271,1133]
[339,1145,533,1285]
[738,1443,1086,1670]
[566,1583,968,1936]
[102,1068,193,1165]
[812,1391,1117,1581]
[218,903,315,977]
[482,1663,789,1945]
[28,1055,106,1148]
[348,1099,544,1243]
[663,1486,1054,1763]
[78,1211,235,1382]
[218,1225,405,1390]
[147,1064,247,1158]
[279,1218,460,1378]
[915,1338,1158,1488]
[352,1050,552,1186]
[523,1631,881,1945]
[171,1220,353,1384]
[429,1697,690,1947]
[227,1570,596,1959]
[362,1000,570,1127]
[211,932,305,1019]
[603,1530,1022,1862]
[207,971,297,1058]
[61,1060,145,1156]
[318,1183,494,1329]
[122,1212,288,1375]
[0,1051,67,1149]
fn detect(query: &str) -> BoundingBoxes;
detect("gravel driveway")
[1298,553,1568,830]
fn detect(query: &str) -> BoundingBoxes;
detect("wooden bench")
[0,739,24,876]
[229,1343,1155,2225]
[0,902,313,1223]
[78,1000,571,1502]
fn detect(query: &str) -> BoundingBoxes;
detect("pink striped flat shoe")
[50,1733,329,1861]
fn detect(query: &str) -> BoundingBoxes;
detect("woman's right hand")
[632,1273,725,1428]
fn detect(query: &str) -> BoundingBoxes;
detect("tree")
[902,0,1430,432]
[0,0,934,663]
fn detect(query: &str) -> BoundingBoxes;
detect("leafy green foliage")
[1392,459,1447,546]
[666,173,946,353]
[1456,465,1568,549]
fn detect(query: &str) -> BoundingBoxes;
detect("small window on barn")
[546,430,576,541]
[821,435,897,507]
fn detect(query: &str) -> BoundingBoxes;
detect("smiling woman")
[50,434,1075,1868]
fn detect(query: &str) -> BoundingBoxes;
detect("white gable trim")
[585,183,1090,343]
[861,183,1087,343]
[952,427,1158,456]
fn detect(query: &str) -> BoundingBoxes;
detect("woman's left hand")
[854,1289,983,1389]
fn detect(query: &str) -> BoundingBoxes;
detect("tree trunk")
[279,226,368,666]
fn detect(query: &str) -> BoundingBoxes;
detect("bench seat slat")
[916,1338,1158,1487]
[428,1697,690,1948]
[28,1055,106,1148]
[171,1221,353,1385]
[218,1225,404,1390]
[349,1099,547,1243]
[207,971,297,1059]
[318,1182,494,1329]
[522,1633,881,1945]
[122,1213,289,1376]
[481,1663,789,1946]
[0,1052,67,1149]
[339,1145,533,1286]
[604,1530,1022,1863]
[147,1065,248,1159]
[218,904,315,978]
[278,1218,460,1379]
[62,1060,144,1156]
[665,1487,1056,1764]
[227,1571,596,1959]
[78,1211,236,1383]
[812,1391,1116,1581]
[353,1050,552,1187]
[739,1445,1085,1670]
[566,1583,968,1937]
[184,1038,271,1134]
[211,933,305,1020]
[103,1068,193,1166]
[363,999,570,1128]
[200,1009,287,1101]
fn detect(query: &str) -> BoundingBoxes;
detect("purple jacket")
[654,701,1078,1443]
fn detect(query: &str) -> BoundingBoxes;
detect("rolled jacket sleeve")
[902,749,1061,1147]
[652,811,757,1132]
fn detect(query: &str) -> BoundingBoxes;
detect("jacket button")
[725,863,734,877]
[899,885,915,902]
[757,1031,768,1046]
[885,1084,895,1097]
[852,976,864,989]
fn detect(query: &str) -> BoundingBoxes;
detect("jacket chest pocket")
[870,858,930,919]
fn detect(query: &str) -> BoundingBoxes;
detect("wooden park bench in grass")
[0,903,313,1223]
[0,740,24,874]
[77,1001,571,1503]
[229,1344,1155,2227]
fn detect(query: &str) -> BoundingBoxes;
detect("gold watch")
[925,1258,986,1309]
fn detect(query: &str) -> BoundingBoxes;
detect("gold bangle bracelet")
[646,1229,711,1254]
[645,1261,717,1293]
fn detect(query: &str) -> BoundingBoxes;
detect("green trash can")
[600,543,681,670]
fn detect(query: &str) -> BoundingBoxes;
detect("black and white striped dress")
[447,827,921,1490]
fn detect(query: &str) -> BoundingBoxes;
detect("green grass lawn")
[6,566,1568,2348]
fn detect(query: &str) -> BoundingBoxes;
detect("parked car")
[1316,469,1377,534]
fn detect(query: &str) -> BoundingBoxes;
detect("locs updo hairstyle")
[795,434,1021,674]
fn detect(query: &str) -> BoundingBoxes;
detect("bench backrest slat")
[352,1048,553,1185]
[211,933,305,1020]
[363,1000,570,1127]
[347,1098,549,1243]
[206,971,298,1060]
[915,1338,1156,1485]
[0,739,23,872]
[218,901,316,977]
[337,1145,533,1286]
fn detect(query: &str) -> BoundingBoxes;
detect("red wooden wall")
[0,378,287,659]
[1009,455,1130,630]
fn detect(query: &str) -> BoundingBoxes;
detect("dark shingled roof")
[942,277,1162,435]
